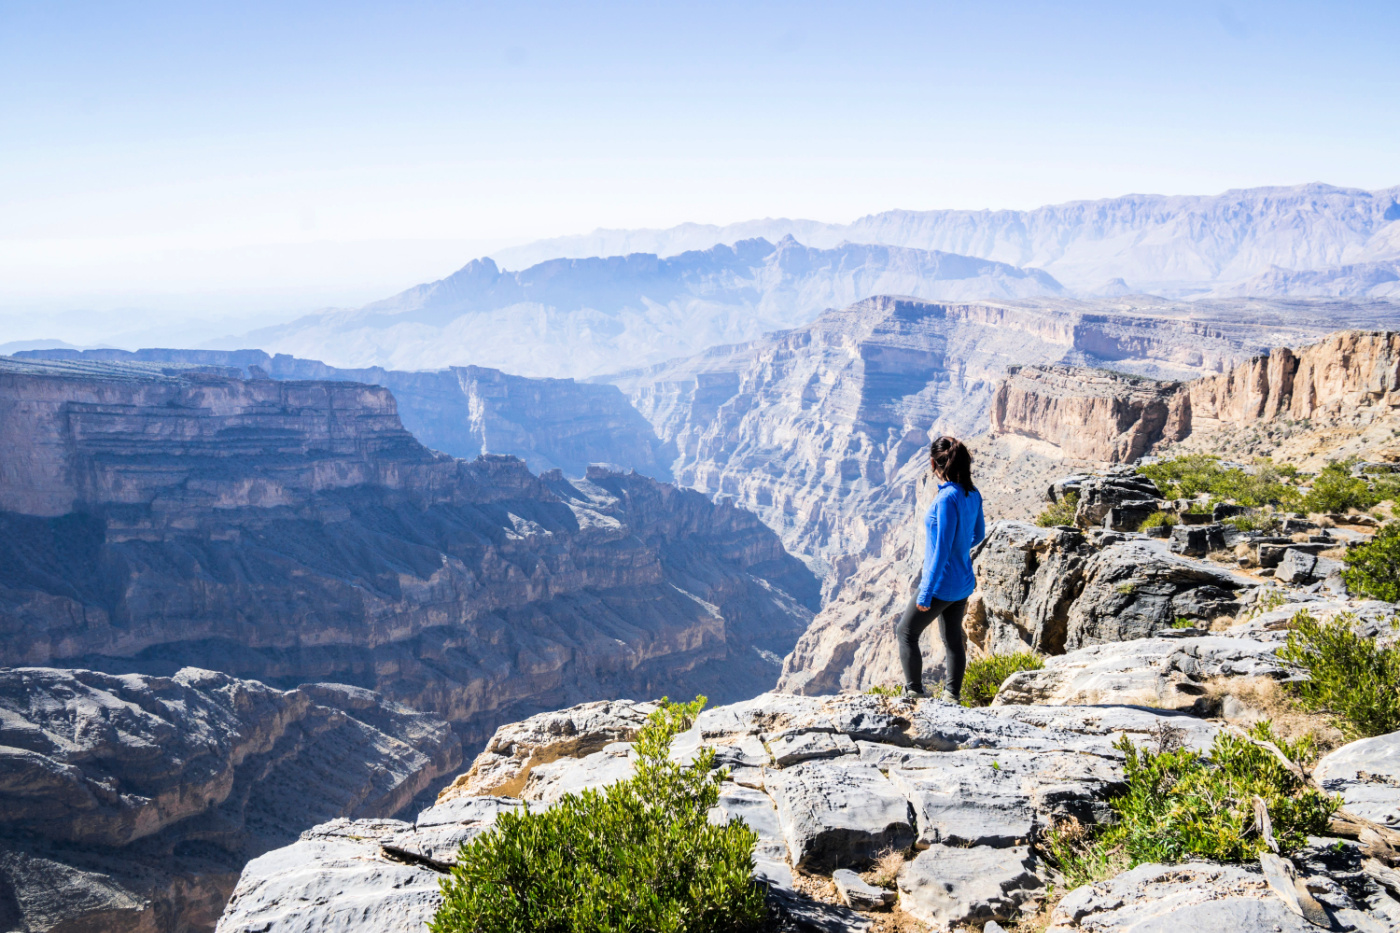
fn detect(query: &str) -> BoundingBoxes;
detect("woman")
[896,435,986,701]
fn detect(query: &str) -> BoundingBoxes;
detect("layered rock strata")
[0,666,459,933]
[15,347,674,478]
[991,329,1400,465]
[0,358,817,745]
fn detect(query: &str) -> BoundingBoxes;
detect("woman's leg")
[895,592,947,691]
[937,597,971,698]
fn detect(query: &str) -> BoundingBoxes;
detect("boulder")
[1314,732,1400,827]
[1064,541,1250,647]
[1103,500,1159,532]
[1073,471,1163,528]
[971,521,1093,656]
[1213,503,1251,521]
[765,730,859,767]
[1259,541,1331,569]
[896,843,1041,928]
[1169,522,1226,556]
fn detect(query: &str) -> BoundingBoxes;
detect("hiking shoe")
[902,686,927,698]
[939,688,960,704]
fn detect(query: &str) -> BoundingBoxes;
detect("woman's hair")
[930,435,976,493]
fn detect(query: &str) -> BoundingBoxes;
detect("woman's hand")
[917,604,931,612]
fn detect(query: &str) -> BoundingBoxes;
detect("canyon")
[0,356,817,749]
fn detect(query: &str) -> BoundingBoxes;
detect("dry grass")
[1319,546,1347,560]
[1290,531,1312,543]
[1209,614,1239,632]
[791,865,925,933]
[1312,514,1337,528]
[1233,542,1257,567]
[863,848,905,890]
[1201,675,1345,754]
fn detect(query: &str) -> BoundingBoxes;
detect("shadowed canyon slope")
[494,183,1400,296]
[14,346,673,478]
[236,237,1065,377]
[0,356,818,746]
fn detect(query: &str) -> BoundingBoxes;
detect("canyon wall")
[0,357,817,746]
[16,347,673,478]
[0,667,459,933]
[988,330,1400,465]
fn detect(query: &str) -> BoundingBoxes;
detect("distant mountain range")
[492,183,1400,297]
[234,237,1064,378]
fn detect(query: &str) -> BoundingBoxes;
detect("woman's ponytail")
[930,436,976,494]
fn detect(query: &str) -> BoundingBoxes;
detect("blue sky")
[1,0,1398,320]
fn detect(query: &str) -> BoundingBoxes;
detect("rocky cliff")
[0,666,459,933]
[0,357,817,746]
[990,330,1400,465]
[15,347,674,479]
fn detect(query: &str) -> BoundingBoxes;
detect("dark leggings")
[894,591,969,696]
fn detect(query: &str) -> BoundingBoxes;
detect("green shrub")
[961,651,1044,707]
[1035,491,1079,528]
[1044,724,1338,889]
[1136,455,1301,509]
[1170,616,1197,629]
[430,697,766,933]
[1223,512,1277,533]
[1302,459,1380,513]
[1277,610,1400,739]
[864,683,902,697]
[1342,523,1400,603]
[1138,511,1177,531]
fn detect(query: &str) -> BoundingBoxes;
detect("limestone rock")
[995,636,1284,709]
[1046,861,1336,932]
[832,869,894,910]
[437,700,654,801]
[765,730,858,767]
[1169,522,1227,557]
[896,843,1041,928]
[1073,471,1163,528]
[0,667,460,933]
[1065,540,1250,647]
[765,761,915,871]
[1315,732,1400,828]
[971,521,1093,655]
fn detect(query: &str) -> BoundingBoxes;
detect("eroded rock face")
[990,366,1185,463]
[0,667,460,933]
[973,522,1093,656]
[0,359,818,745]
[1315,733,1400,828]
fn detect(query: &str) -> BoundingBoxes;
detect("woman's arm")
[917,493,953,608]
[973,493,986,546]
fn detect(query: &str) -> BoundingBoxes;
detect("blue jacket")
[918,482,986,606]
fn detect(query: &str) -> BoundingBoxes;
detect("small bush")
[961,651,1044,707]
[1342,523,1400,602]
[1035,491,1079,528]
[1137,455,1301,509]
[1224,512,1277,533]
[1043,724,1338,889]
[1302,459,1379,513]
[1170,616,1197,629]
[430,696,766,933]
[1277,610,1400,739]
[1138,511,1177,531]
[864,683,902,697]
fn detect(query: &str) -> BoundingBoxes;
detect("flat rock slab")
[766,730,858,766]
[832,868,894,910]
[994,636,1282,709]
[1315,732,1400,827]
[215,819,441,933]
[766,761,914,871]
[897,843,1041,928]
[520,743,637,803]
[1046,862,1343,932]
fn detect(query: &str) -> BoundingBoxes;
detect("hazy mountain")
[492,183,1400,296]
[233,237,1064,378]
[1220,260,1400,298]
